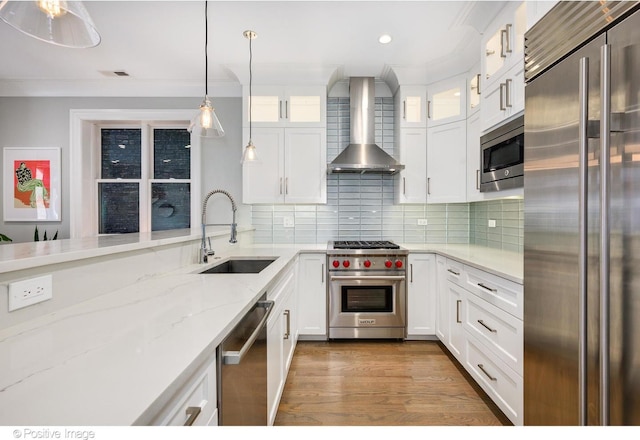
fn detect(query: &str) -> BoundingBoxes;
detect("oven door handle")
[329,275,406,281]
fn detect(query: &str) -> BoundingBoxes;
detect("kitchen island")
[0,231,521,425]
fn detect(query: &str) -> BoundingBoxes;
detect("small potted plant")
[0,233,12,243]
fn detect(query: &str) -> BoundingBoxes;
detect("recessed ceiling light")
[378,34,392,44]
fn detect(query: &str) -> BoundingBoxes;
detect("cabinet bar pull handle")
[456,299,462,323]
[427,100,432,119]
[403,177,406,195]
[476,169,480,190]
[578,56,590,426]
[285,100,289,119]
[279,177,283,195]
[279,100,283,119]
[403,100,406,119]
[500,29,507,58]
[447,268,460,276]
[600,43,611,426]
[504,23,512,54]
[478,364,497,381]
[486,49,495,56]
[283,309,291,339]
[285,177,289,195]
[505,78,512,108]
[410,263,413,283]
[478,319,497,333]
[321,263,325,283]
[476,73,481,95]
[478,282,497,293]
[184,406,202,426]
[427,177,431,195]
[499,83,506,111]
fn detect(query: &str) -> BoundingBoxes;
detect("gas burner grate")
[333,240,400,250]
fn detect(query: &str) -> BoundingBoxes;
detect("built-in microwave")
[480,115,524,192]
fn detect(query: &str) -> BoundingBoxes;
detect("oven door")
[329,271,406,330]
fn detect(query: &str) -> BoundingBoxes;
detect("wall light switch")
[488,219,497,228]
[283,216,295,228]
[417,219,428,226]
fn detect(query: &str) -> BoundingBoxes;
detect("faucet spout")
[201,189,238,263]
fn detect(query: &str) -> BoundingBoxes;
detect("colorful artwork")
[3,147,60,222]
[14,160,51,209]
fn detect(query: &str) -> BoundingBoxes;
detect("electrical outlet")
[283,216,295,228]
[417,219,428,226]
[8,274,53,312]
[488,219,497,228]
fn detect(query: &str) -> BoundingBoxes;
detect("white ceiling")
[0,0,507,97]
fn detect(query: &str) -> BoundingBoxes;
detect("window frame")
[70,110,201,238]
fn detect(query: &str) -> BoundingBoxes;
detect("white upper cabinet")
[468,65,481,115]
[243,85,327,128]
[427,74,467,127]
[427,120,467,203]
[395,128,427,204]
[396,85,428,128]
[480,1,526,132]
[481,1,526,89]
[466,110,484,202]
[526,1,558,31]
[242,127,327,204]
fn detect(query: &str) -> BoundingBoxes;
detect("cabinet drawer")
[465,334,522,425]
[464,293,523,375]
[443,259,465,287]
[464,265,523,319]
[153,358,217,426]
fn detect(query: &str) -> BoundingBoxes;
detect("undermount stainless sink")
[199,258,277,274]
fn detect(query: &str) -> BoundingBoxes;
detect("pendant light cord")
[249,34,253,140]
[204,1,208,97]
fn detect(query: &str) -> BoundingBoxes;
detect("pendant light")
[189,1,224,138]
[241,30,258,163]
[0,0,100,48]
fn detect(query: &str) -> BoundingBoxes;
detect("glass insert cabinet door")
[244,85,326,127]
[97,127,191,234]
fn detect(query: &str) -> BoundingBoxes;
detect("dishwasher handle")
[222,300,274,365]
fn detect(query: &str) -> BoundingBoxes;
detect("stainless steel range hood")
[328,77,404,175]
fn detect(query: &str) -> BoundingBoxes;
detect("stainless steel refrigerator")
[524,1,640,426]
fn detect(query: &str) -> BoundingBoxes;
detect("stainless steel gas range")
[326,240,408,339]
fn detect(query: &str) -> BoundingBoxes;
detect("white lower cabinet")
[406,254,437,338]
[266,266,296,425]
[464,332,523,425]
[435,256,523,425]
[296,253,327,339]
[150,353,218,426]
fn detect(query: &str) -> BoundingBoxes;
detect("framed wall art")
[3,147,61,221]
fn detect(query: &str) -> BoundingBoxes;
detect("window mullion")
[140,122,151,233]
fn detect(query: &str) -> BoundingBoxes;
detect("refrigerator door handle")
[600,43,611,426]
[578,56,589,426]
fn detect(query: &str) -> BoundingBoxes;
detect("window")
[70,109,201,238]
[97,124,192,234]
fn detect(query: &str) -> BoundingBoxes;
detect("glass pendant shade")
[189,97,225,138]
[241,140,258,163]
[0,0,101,48]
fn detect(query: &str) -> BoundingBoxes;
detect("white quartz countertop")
[0,238,520,426]
[0,244,323,426]
[401,243,523,284]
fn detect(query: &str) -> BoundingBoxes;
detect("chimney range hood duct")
[328,77,405,174]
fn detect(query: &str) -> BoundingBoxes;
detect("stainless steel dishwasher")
[217,293,274,425]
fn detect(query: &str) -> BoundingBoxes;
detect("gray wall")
[0,96,244,243]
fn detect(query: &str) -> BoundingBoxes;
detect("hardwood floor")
[274,340,511,426]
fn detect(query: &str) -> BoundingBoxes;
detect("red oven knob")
[385,260,392,268]
[332,260,340,268]
[342,260,350,268]
[395,260,403,268]
[363,260,371,268]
